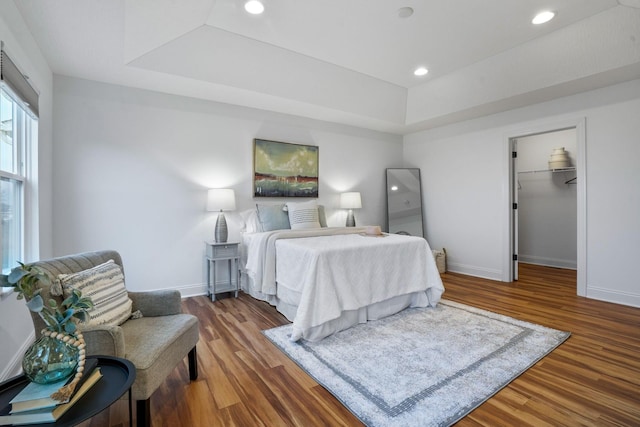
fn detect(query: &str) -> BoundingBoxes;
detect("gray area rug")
[263,299,570,427]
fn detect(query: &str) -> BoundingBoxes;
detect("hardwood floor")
[79,264,640,426]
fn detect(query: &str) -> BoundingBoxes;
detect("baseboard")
[445,263,502,281]
[0,331,35,382]
[586,286,640,308]
[519,255,577,270]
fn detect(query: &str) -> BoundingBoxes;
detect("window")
[0,46,39,279]
[0,86,36,275]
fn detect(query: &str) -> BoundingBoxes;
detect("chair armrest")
[128,290,182,317]
[80,324,125,358]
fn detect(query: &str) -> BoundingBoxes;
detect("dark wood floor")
[79,264,640,426]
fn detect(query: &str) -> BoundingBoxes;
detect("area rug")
[263,299,570,427]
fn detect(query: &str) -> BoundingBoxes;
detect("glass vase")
[22,335,79,384]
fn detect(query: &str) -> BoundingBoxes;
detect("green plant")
[1,262,93,335]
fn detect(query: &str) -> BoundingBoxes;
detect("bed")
[239,204,444,342]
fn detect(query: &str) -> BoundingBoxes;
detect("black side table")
[0,356,136,427]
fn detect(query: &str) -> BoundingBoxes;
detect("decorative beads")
[45,330,88,403]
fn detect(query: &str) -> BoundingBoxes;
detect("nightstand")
[205,241,240,302]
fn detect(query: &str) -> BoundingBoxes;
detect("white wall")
[404,79,640,308]
[0,1,54,380]
[52,75,402,296]
[404,126,506,279]
[517,129,577,269]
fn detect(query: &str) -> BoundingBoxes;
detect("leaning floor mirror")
[386,168,424,237]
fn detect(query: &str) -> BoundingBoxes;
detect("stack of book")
[0,359,102,425]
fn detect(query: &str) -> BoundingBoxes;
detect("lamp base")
[346,209,356,227]
[215,212,228,243]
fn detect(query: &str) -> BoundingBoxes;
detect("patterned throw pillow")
[58,260,133,327]
[286,200,321,229]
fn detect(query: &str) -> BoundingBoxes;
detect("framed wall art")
[253,139,319,197]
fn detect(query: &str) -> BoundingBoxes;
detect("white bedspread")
[246,227,366,295]
[244,228,444,341]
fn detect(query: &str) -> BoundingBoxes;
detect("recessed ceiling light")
[414,67,429,77]
[532,11,555,25]
[398,7,414,18]
[245,0,264,15]
[391,186,399,191]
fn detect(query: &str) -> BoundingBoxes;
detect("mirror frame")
[385,168,424,237]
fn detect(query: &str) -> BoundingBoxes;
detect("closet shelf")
[518,167,576,174]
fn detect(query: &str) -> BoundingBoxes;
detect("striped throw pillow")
[286,200,321,230]
[59,260,133,327]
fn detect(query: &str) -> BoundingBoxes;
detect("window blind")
[0,42,39,117]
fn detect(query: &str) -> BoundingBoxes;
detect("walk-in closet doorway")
[506,118,586,295]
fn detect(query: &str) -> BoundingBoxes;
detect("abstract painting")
[253,139,319,197]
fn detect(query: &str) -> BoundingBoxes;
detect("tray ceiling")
[12,0,640,133]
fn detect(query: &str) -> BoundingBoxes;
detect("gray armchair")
[29,250,199,427]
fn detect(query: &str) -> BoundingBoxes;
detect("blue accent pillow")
[318,205,328,227]
[256,204,291,231]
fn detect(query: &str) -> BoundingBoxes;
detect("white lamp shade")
[340,192,362,209]
[207,189,236,212]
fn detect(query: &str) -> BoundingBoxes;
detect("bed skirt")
[241,271,429,341]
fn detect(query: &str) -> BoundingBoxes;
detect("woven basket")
[432,248,446,274]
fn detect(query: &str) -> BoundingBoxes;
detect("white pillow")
[239,209,262,233]
[58,260,133,327]
[286,200,321,229]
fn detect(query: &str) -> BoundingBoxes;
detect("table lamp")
[340,191,362,227]
[207,189,236,242]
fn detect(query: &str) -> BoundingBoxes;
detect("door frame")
[510,137,518,281]
[503,117,586,296]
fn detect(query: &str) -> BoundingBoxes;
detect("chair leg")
[136,398,150,427]
[188,346,198,380]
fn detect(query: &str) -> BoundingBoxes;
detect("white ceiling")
[12,0,640,134]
